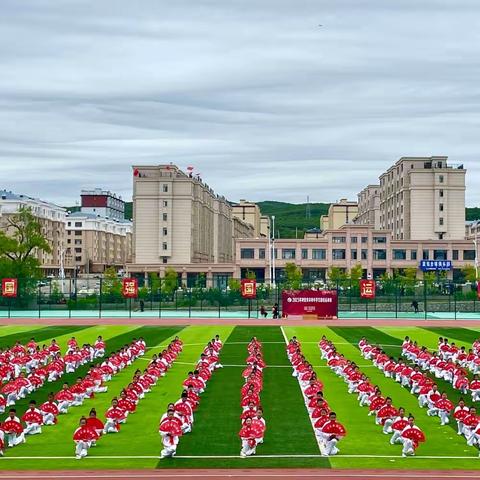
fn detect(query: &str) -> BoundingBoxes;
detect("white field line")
[1,453,479,460]
[147,341,404,348]
[280,326,324,454]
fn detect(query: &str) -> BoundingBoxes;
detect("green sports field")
[1,323,480,471]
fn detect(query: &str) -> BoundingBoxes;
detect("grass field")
[1,324,480,470]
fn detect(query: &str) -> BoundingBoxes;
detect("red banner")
[282,290,338,318]
[241,279,257,299]
[360,279,376,299]
[122,278,138,298]
[477,282,480,300]
[1,278,18,298]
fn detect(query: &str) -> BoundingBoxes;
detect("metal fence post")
[188,289,192,318]
[159,278,162,319]
[38,282,41,319]
[423,276,427,320]
[99,278,103,319]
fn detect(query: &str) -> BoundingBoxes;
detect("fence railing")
[0,277,478,318]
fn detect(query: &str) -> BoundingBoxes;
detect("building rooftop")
[0,189,65,211]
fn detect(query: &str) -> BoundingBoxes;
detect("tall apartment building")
[80,189,126,221]
[0,190,71,276]
[356,185,381,227]
[129,165,255,277]
[66,212,132,274]
[320,199,358,231]
[377,156,465,240]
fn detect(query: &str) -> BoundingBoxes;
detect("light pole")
[272,215,276,288]
[474,220,479,280]
[267,223,272,287]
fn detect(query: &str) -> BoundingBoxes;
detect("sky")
[1,0,480,206]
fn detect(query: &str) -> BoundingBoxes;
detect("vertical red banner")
[1,278,18,298]
[477,282,480,300]
[122,278,138,298]
[360,279,376,299]
[241,279,257,299]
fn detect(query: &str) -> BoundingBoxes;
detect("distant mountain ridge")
[65,201,480,239]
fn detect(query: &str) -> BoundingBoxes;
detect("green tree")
[0,207,51,279]
[162,268,179,295]
[327,267,346,284]
[349,264,363,282]
[245,270,256,280]
[228,278,241,292]
[462,264,478,282]
[284,262,303,290]
[101,266,122,296]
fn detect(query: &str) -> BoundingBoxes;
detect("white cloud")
[0,0,479,206]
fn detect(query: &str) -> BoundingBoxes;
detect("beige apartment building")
[0,190,72,276]
[66,212,132,274]
[128,165,255,284]
[376,156,466,240]
[232,200,270,237]
[321,199,358,230]
[356,185,381,228]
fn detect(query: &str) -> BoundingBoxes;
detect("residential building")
[66,212,132,274]
[377,156,466,240]
[320,199,358,230]
[128,164,255,286]
[80,188,126,221]
[355,185,381,228]
[232,200,265,237]
[0,190,71,276]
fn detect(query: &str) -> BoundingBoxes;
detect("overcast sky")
[1,0,480,206]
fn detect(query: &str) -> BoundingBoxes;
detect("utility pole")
[272,215,276,288]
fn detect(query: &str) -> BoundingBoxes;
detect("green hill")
[65,200,480,238]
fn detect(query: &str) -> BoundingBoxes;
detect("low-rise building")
[0,189,72,276]
[320,199,358,231]
[66,212,132,274]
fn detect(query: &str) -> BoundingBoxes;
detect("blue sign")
[419,260,452,272]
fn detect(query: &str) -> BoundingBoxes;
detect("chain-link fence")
[0,277,478,319]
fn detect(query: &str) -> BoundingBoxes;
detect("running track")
[1,316,480,327]
[0,470,479,480]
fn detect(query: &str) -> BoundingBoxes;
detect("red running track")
[1,316,480,327]
[0,470,480,480]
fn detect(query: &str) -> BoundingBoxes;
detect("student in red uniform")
[319,411,347,456]
[239,417,263,457]
[40,393,59,426]
[73,416,99,459]
[22,400,43,435]
[159,409,183,459]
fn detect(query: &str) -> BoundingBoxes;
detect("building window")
[240,248,255,259]
[162,242,168,251]
[361,249,368,260]
[74,247,82,253]
[433,249,448,260]
[282,249,296,260]
[259,248,266,259]
[332,249,346,260]
[75,256,82,261]
[74,222,82,227]
[351,237,358,243]
[163,200,168,207]
[75,231,82,236]
[162,257,168,264]
[351,249,358,260]
[312,249,326,260]
[162,184,169,192]
[67,222,71,227]
[439,203,444,212]
[74,239,82,245]
[410,250,417,260]
[439,189,444,197]
[332,236,346,244]
[452,250,459,260]
[439,175,444,183]
[373,236,387,244]
[67,239,71,244]
[163,213,168,221]
[373,249,387,260]
[301,249,308,260]
[163,227,168,236]
[361,237,368,244]
[393,249,406,260]
[439,217,444,226]
[464,250,476,261]
[423,250,430,260]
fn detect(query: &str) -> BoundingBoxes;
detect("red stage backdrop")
[282,290,338,318]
